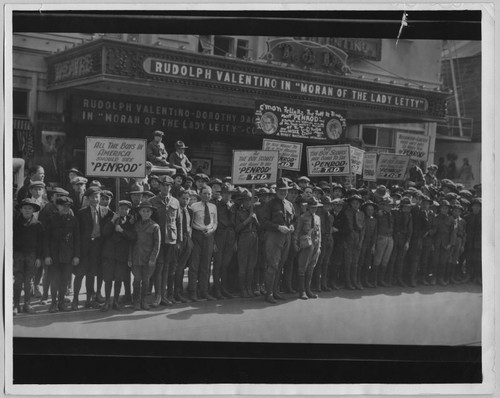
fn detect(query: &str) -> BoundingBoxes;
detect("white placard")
[350,146,365,175]
[306,144,351,176]
[376,153,410,181]
[262,138,303,171]
[395,132,430,161]
[232,150,279,185]
[363,152,378,181]
[86,136,147,178]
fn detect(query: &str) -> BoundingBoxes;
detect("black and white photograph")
[4,4,496,395]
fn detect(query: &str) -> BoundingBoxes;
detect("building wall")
[434,141,481,189]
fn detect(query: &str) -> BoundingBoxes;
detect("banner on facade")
[262,139,303,171]
[376,153,410,180]
[86,136,147,178]
[306,144,351,176]
[255,102,346,142]
[350,146,365,175]
[395,132,430,161]
[363,152,378,181]
[232,150,279,185]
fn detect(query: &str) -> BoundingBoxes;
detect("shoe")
[34,286,42,298]
[273,292,286,300]
[174,294,189,303]
[95,292,105,304]
[409,281,417,287]
[365,281,375,288]
[39,298,47,305]
[221,289,234,299]
[397,280,408,288]
[265,294,277,304]
[259,285,266,295]
[133,301,141,310]
[253,288,261,296]
[121,294,133,305]
[188,294,199,303]
[354,282,364,290]
[213,290,225,300]
[204,293,216,301]
[151,295,162,308]
[141,299,150,311]
[306,291,318,299]
[321,285,332,292]
[299,291,308,300]
[161,296,173,306]
[23,304,35,314]
[240,290,250,298]
[71,300,79,311]
[246,288,256,297]
[58,303,70,312]
[422,279,429,286]
[112,300,124,311]
[379,281,389,288]
[49,303,59,313]
[66,288,72,296]
[100,300,111,312]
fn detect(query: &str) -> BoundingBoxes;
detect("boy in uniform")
[313,196,334,292]
[448,204,466,284]
[43,197,80,312]
[358,201,378,288]
[430,200,455,286]
[13,199,43,314]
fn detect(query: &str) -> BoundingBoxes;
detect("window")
[213,36,234,56]
[378,128,393,147]
[362,127,377,146]
[13,90,28,116]
[236,39,249,59]
[362,125,425,150]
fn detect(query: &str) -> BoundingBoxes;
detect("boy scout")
[43,197,80,312]
[408,194,433,286]
[448,204,466,284]
[463,198,481,284]
[358,201,378,288]
[430,200,455,286]
[312,196,334,292]
[13,199,44,314]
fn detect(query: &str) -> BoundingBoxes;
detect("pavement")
[13,282,482,345]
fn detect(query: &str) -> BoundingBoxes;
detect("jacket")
[44,213,80,263]
[101,215,137,262]
[13,214,44,257]
[131,219,161,265]
[295,212,321,247]
[150,194,180,244]
[78,205,114,254]
[464,212,481,250]
[261,197,295,232]
[431,213,456,248]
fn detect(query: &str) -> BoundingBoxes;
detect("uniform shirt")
[168,151,192,174]
[131,219,161,265]
[150,194,180,245]
[216,200,235,231]
[431,213,455,248]
[295,213,321,245]
[377,210,394,237]
[339,206,363,236]
[235,207,259,234]
[393,210,413,242]
[190,200,218,232]
[362,216,378,246]
[424,172,438,187]
[453,216,466,243]
[260,196,295,232]
[147,140,168,165]
[411,206,432,239]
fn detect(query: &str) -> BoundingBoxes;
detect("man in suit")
[72,186,114,310]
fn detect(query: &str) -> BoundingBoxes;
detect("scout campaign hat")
[71,176,88,185]
[361,200,378,212]
[29,181,46,189]
[84,186,102,197]
[331,198,344,206]
[276,177,292,190]
[118,200,133,208]
[185,175,195,183]
[357,187,369,197]
[313,186,325,196]
[138,200,155,210]
[427,164,438,171]
[331,183,346,195]
[345,188,358,198]
[373,185,390,200]
[221,183,236,194]
[16,198,41,212]
[320,196,334,206]
[257,187,271,196]
[440,179,458,192]
[438,200,451,208]
[346,194,363,203]
[289,182,303,193]
[471,198,482,206]
[55,196,73,206]
[420,194,433,204]
[379,197,394,206]
[236,188,252,200]
[398,197,413,207]
[223,176,232,183]
[89,180,102,188]
[66,167,83,176]
[175,140,188,149]
[391,185,404,194]
[195,173,210,182]
[297,176,310,184]
[459,198,471,208]
[391,192,402,201]
[305,197,323,207]
[149,174,160,182]
[153,130,165,137]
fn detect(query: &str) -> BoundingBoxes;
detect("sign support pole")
[115,178,120,210]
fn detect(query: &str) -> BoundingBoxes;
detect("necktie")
[182,208,188,239]
[91,206,100,238]
[204,203,211,226]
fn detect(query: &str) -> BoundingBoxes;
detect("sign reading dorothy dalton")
[143,58,428,111]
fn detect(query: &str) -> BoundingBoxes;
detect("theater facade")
[13,34,449,183]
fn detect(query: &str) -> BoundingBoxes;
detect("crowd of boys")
[12,135,482,314]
